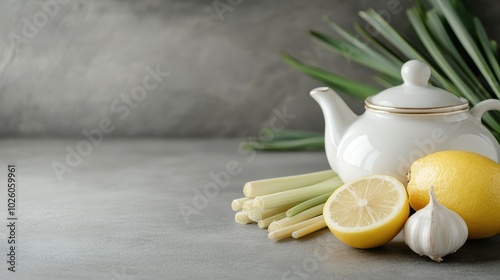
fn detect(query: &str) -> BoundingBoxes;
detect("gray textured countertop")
[0,138,498,280]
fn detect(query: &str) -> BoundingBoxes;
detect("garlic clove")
[403,187,468,262]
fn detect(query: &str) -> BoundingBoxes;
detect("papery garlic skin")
[403,187,468,262]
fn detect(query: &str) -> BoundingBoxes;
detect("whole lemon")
[407,150,500,239]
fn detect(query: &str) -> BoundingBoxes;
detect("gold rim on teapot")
[364,100,469,115]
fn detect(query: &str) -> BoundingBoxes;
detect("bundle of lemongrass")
[231,170,343,240]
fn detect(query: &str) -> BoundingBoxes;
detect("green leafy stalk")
[286,192,333,217]
[425,9,490,99]
[358,8,460,95]
[243,136,324,151]
[280,52,380,98]
[474,17,500,98]
[353,22,405,66]
[431,0,500,98]
[407,7,475,101]
[320,16,401,78]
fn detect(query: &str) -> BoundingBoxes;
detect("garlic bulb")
[403,187,468,262]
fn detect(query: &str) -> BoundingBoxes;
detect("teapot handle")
[470,99,500,121]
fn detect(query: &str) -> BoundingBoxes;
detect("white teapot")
[311,60,500,183]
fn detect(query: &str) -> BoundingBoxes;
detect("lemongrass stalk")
[242,199,255,212]
[243,170,337,197]
[268,216,324,241]
[231,197,252,211]
[258,212,287,229]
[244,136,324,151]
[248,203,296,222]
[268,221,281,232]
[253,177,342,211]
[248,210,264,222]
[274,204,324,229]
[235,211,254,224]
[292,220,327,239]
[286,192,335,217]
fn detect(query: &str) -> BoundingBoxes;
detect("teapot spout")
[310,87,358,171]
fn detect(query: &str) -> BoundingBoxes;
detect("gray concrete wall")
[0,0,496,137]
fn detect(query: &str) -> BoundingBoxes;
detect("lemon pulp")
[324,175,409,248]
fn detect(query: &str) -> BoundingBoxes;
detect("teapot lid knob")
[366,59,468,111]
[401,60,431,86]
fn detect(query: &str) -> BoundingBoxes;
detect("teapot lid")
[365,60,469,114]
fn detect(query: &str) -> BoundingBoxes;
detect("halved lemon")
[323,175,409,249]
